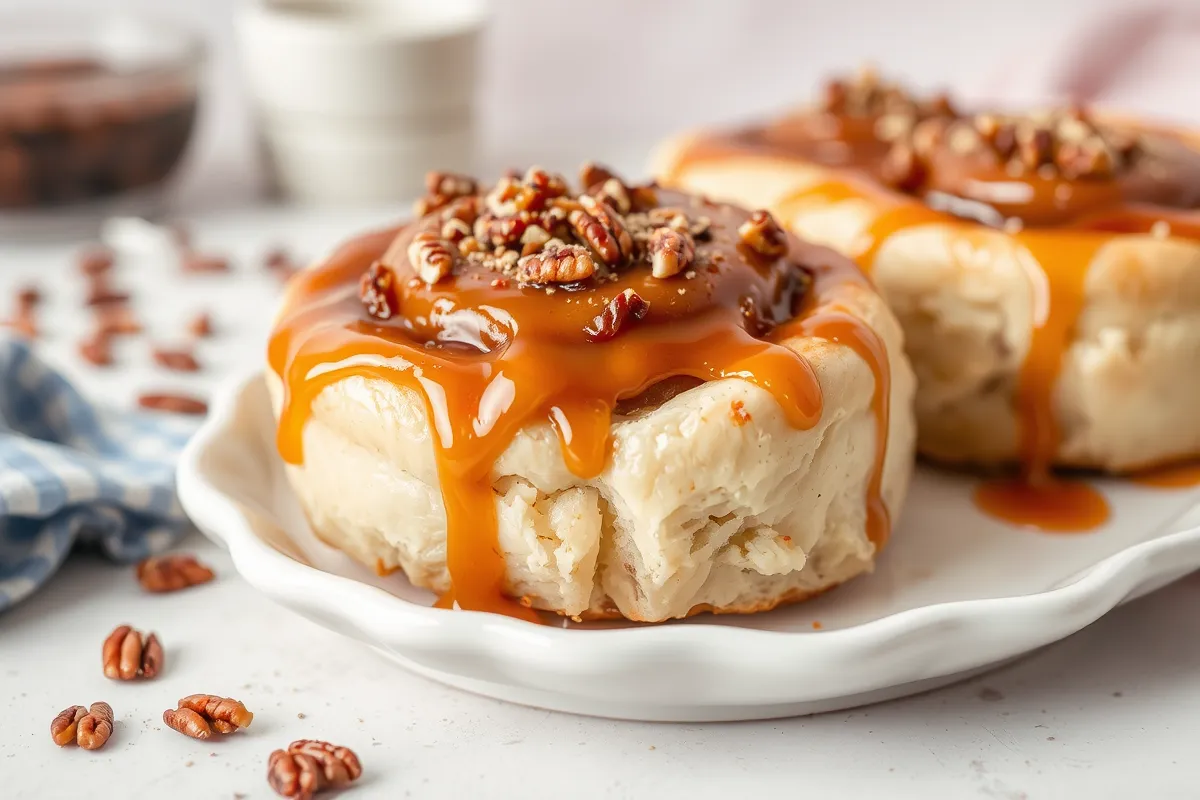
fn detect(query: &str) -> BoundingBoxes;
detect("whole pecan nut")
[136,553,215,593]
[268,739,363,799]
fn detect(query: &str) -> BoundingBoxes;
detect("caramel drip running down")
[270,189,892,620]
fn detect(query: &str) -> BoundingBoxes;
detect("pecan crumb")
[165,695,254,740]
[153,346,201,373]
[137,392,208,415]
[102,624,163,680]
[737,210,789,258]
[136,553,215,593]
[76,702,114,750]
[268,740,363,799]
[584,289,649,343]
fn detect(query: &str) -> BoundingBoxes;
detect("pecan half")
[102,624,163,680]
[51,705,87,746]
[153,346,201,373]
[359,262,398,320]
[76,702,114,750]
[579,161,617,191]
[136,553,215,593]
[137,393,208,415]
[268,740,364,799]
[648,228,695,279]
[570,207,624,266]
[164,695,253,739]
[577,195,633,263]
[737,210,789,258]
[407,232,457,284]
[584,289,649,343]
[516,244,596,283]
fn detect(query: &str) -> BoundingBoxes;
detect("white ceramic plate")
[178,371,1200,722]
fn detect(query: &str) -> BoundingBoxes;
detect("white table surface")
[3,207,1200,800]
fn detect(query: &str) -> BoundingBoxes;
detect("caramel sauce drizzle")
[673,98,1200,533]
[269,190,892,619]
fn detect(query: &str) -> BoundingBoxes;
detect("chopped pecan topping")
[521,166,569,208]
[425,171,477,199]
[648,228,695,279]
[165,695,254,739]
[584,288,650,342]
[737,210,789,258]
[51,705,87,746]
[360,262,399,320]
[136,553,215,593]
[76,702,114,750]
[102,624,163,680]
[880,141,926,192]
[590,177,633,214]
[577,195,633,262]
[517,244,597,283]
[407,232,457,284]
[268,740,364,799]
[579,161,617,191]
[474,212,528,248]
[137,392,208,415]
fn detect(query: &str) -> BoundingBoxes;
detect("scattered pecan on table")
[102,624,164,680]
[268,739,364,799]
[163,695,253,740]
[136,553,215,593]
[52,702,114,749]
[152,345,201,373]
[137,393,208,416]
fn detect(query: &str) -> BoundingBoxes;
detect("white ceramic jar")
[236,0,487,205]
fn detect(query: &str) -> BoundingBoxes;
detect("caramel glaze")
[269,190,892,620]
[669,109,1200,533]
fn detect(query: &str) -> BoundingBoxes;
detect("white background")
[3,1,1200,798]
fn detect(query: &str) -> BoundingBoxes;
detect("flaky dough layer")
[269,280,915,622]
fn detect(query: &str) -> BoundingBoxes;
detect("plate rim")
[178,369,1200,708]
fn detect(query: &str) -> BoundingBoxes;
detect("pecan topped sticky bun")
[268,164,916,622]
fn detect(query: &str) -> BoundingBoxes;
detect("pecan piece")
[569,207,624,266]
[425,171,477,199]
[584,288,650,343]
[589,177,633,214]
[519,166,569,210]
[880,141,927,192]
[78,330,113,367]
[96,304,142,336]
[577,195,633,262]
[359,262,398,320]
[737,210,789,258]
[648,228,695,279]
[136,553,215,593]
[1019,127,1055,170]
[137,393,208,415]
[516,244,596,284]
[407,232,457,284]
[153,346,201,373]
[84,283,131,307]
[269,740,364,799]
[102,624,163,680]
[187,312,213,338]
[51,705,87,746]
[473,212,528,248]
[165,695,253,739]
[76,702,114,750]
[579,161,617,191]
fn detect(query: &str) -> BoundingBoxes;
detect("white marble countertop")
[1,206,1199,800]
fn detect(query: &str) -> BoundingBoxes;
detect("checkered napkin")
[0,336,197,610]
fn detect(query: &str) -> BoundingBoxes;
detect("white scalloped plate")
[177,371,1200,721]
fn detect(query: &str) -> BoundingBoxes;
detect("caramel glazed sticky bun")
[657,67,1200,531]
[268,164,916,622]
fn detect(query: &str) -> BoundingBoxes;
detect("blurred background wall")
[2,0,1189,209]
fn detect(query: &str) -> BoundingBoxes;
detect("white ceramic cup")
[236,0,487,205]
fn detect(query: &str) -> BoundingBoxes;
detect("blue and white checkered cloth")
[0,336,198,610]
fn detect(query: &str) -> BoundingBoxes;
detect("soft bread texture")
[268,281,915,622]
[658,136,1200,472]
